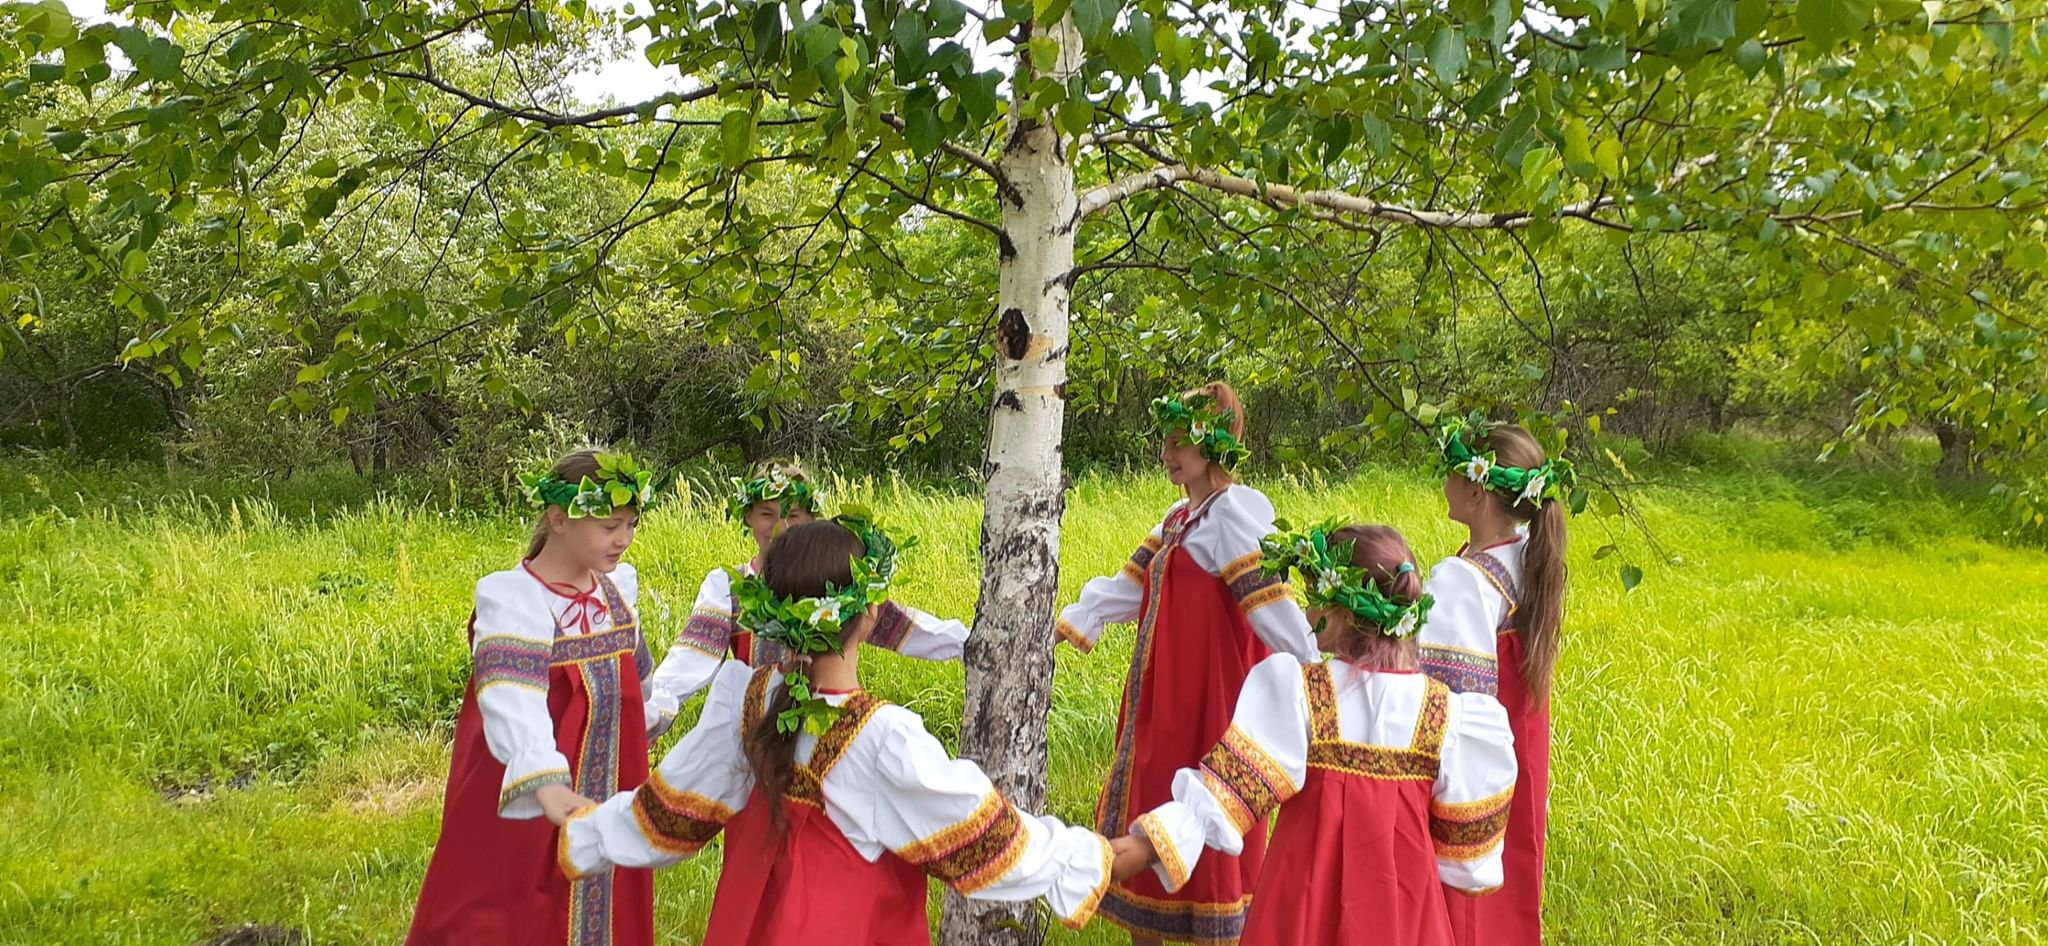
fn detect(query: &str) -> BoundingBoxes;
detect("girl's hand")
[536,783,598,825]
[1108,834,1156,882]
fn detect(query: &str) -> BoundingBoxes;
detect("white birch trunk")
[936,17,1082,946]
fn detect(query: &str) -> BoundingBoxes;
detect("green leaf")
[1463,73,1513,117]
[1668,0,1738,47]
[112,26,182,81]
[1593,543,1619,560]
[929,0,969,34]
[719,109,755,166]
[1796,0,1873,49]
[1070,0,1118,42]
[29,62,64,84]
[1427,26,1468,85]
[1733,37,1766,76]
[953,70,1001,121]
[750,3,783,63]
[1619,563,1643,591]
[46,128,85,154]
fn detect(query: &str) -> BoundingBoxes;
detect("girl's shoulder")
[474,565,539,601]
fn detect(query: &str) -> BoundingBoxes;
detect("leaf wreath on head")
[732,506,917,735]
[1258,518,1432,638]
[518,451,663,518]
[1432,414,1578,508]
[727,464,822,522]
[1150,393,1251,470]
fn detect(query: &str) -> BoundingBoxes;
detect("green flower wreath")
[733,507,917,735]
[726,466,821,522]
[1432,414,1578,508]
[1259,519,1433,639]
[518,452,660,518]
[1150,393,1251,470]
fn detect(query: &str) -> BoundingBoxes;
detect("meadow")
[2,451,2044,945]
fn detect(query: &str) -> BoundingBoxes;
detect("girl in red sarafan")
[407,449,660,946]
[1057,383,1319,946]
[1419,418,1574,946]
[1124,521,1517,946]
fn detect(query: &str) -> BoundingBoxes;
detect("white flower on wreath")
[1390,608,1420,638]
[1460,455,1493,484]
[1517,472,1549,507]
[1315,568,1343,595]
[802,598,841,628]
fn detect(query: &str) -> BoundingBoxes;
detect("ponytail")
[1517,498,1568,705]
[1470,425,1569,707]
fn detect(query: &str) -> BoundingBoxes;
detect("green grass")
[2,459,2043,945]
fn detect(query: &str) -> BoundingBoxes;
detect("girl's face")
[745,500,816,555]
[1443,474,1485,525]
[544,506,639,574]
[1158,436,1214,489]
[1308,605,1349,654]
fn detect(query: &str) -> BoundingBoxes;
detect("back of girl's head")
[1467,422,1568,705]
[1184,381,1246,439]
[1324,524,1424,665]
[525,449,608,559]
[744,518,865,836]
[760,520,862,599]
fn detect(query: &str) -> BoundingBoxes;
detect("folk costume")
[1055,394,1317,945]
[565,517,1113,944]
[1133,522,1516,946]
[408,453,662,946]
[1419,418,1576,946]
[644,473,966,735]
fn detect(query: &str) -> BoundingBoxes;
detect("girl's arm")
[1055,510,1175,652]
[1418,558,1508,696]
[866,601,969,661]
[562,661,756,876]
[1129,653,1312,892]
[1181,487,1318,661]
[470,573,574,820]
[844,707,1116,931]
[643,566,738,736]
[1432,692,1517,894]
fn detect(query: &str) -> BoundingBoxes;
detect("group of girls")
[404,381,1573,946]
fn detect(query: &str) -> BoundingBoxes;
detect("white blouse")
[1418,531,1528,697]
[1132,652,1518,894]
[643,562,970,734]
[470,562,641,819]
[566,661,1114,928]
[1056,485,1317,662]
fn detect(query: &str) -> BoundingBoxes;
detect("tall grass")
[1,459,2041,945]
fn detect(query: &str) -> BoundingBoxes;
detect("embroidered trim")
[1303,663,1341,742]
[1233,577,1294,614]
[1198,769,1255,837]
[675,608,736,657]
[786,692,882,808]
[474,635,552,692]
[1135,811,1189,891]
[741,665,776,734]
[499,767,570,811]
[1098,886,1251,946]
[906,791,1030,894]
[1218,551,1263,584]
[1096,524,1176,837]
[1056,617,1094,653]
[632,775,733,855]
[1302,669,1450,782]
[1197,726,1292,827]
[550,626,641,666]
[1060,834,1116,930]
[1430,787,1514,861]
[1420,644,1500,697]
[868,601,914,652]
[1460,550,1521,620]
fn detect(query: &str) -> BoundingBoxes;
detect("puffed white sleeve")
[1178,487,1317,662]
[1055,507,1176,653]
[1431,692,1517,894]
[1131,653,1312,893]
[1418,557,1507,696]
[840,706,1115,930]
[470,572,572,819]
[644,566,739,735]
[867,601,969,661]
[562,661,758,878]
